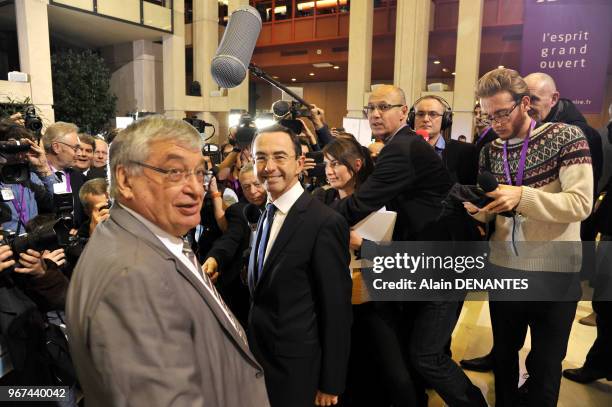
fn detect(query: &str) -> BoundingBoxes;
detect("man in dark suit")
[410,95,478,186]
[41,122,86,226]
[333,85,487,406]
[203,163,267,326]
[410,95,481,243]
[248,124,352,407]
[66,116,269,407]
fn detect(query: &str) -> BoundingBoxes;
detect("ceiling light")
[312,62,333,68]
[442,68,448,72]
[452,72,456,76]
[433,60,441,64]
[333,66,340,69]
[291,78,297,82]
[309,72,315,76]
[272,75,279,79]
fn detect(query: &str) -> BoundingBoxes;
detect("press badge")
[53,183,68,194]
[1,188,14,201]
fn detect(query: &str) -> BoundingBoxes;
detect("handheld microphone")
[477,171,514,217]
[415,129,430,142]
[211,6,262,88]
[243,203,262,232]
[477,171,498,193]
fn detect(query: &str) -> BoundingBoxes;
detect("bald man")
[524,72,602,185]
[331,85,487,406]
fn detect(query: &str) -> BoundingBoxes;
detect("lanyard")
[65,171,72,193]
[502,120,535,186]
[476,126,492,144]
[13,185,28,226]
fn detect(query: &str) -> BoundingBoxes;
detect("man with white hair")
[66,116,269,407]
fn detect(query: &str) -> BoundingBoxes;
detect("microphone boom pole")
[248,63,311,108]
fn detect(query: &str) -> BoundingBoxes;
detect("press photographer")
[0,119,56,234]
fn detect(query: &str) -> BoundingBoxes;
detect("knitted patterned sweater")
[475,122,593,272]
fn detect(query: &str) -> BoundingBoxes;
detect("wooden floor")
[427,299,612,406]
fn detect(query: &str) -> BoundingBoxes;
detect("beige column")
[393,0,431,106]
[133,40,161,113]
[15,0,55,124]
[226,0,250,111]
[192,0,218,111]
[163,0,186,119]
[452,0,484,141]
[345,0,373,118]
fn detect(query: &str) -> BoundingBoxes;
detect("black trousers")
[342,302,417,407]
[490,300,577,407]
[404,301,487,407]
[584,300,612,373]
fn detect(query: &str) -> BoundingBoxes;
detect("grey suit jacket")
[66,206,269,407]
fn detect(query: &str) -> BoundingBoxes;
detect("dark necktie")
[182,240,247,345]
[255,203,277,284]
[55,171,64,181]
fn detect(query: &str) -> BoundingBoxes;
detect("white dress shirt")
[264,181,304,261]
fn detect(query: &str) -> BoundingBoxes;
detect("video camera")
[0,191,87,275]
[235,113,257,148]
[0,135,35,185]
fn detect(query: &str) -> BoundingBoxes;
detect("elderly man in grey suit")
[66,116,269,407]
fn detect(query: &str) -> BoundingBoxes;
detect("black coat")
[206,202,252,325]
[247,191,352,407]
[545,98,603,189]
[332,126,453,241]
[442,139,479,185]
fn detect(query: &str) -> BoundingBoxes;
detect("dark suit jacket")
[66,206,269,407]
[442,139,478,185]
[64,168,85,227]
[207,201,253,325]
[247,191,352,407]
[333,126,453,241]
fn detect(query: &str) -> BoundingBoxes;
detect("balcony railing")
[50,0,173,33]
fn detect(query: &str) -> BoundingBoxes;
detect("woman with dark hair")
[314,137,373,204]
[314,138,418,407]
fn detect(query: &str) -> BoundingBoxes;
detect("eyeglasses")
[415,111,443,120]
[57,141,82,152]
[488,103,519,124]
[363,103,404,117]
[255,154,296,166]
[130,161,207,183]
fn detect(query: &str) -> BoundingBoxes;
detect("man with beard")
[332,85,486,406]
[465,68,592,406]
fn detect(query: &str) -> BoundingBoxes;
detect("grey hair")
[42,122,79,153]
[239,162,255,176]
[109,115,202,198]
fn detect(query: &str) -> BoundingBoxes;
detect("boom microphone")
[211,6,262,88]
[243,203,262,231]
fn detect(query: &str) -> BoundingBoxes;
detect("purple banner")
[520,0,612,114]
